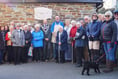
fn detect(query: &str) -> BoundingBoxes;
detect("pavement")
[0,62,118,79]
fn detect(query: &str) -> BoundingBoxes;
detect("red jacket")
[5,33,10,41]
[70,26,77,37]
[5,32,12,46]
[70,26,77,46]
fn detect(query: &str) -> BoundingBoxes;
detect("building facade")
[0,0,103,26]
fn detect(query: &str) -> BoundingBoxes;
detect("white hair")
[23,25,28,28]
[76,21,81,26]
[84,16,90,20]
[27,23,32,26]
[16,23,21,27]
[71,20,76,24]
[34,24,41,28]
[105,10,113,18]
[59,26,63,29]
[9,25,14,29]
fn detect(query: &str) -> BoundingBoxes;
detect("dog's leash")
[95,53,106,63]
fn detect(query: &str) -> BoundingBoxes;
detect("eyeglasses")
[105,15,110,17]
[115,13,118,15]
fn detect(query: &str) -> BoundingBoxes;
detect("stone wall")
[0,3,96,26]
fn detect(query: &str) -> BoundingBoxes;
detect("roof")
[0,0,103,3]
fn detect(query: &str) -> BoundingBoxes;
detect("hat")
[114,9,118,13]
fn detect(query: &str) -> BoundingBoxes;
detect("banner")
[34,7,52,20]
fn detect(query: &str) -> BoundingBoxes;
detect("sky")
[103,0,116,9]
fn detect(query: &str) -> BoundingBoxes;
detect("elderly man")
[11,23,25,65]
[22,25,32,63]
[51,16,64,60]
[41,19,51,62]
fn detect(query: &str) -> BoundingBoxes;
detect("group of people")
[0,10,118,73]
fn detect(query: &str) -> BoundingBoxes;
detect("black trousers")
[76,47,84,65]
[43,41,50,60]
[7,46,13,63]
[13,46,22,65]
[21,46,30,63]
[33,47,43,61]
[56,50,65,63]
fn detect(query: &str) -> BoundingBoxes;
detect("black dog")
[81,61,100,76]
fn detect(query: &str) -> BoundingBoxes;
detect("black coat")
[56,30,68,51]
[24,31,32,47]
[101,20,117,43]
[41,24,52,42]
[0,31,5,50]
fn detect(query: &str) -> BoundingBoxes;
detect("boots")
[90,49,94,62]
[103,60,114,73]
[94,50,100,62]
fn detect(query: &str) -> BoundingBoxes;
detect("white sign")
[34,7,52,20]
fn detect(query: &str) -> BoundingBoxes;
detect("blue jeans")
[65,44,72,60]
[0,50,3,63]
[103,42,116,61]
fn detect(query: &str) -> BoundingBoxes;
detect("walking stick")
[71,41,74,64]
[58,43,61,63]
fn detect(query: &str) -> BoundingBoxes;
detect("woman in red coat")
[5,26,14,64]
[70,20,77,63]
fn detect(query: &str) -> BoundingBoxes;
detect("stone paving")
[0,62,118,79]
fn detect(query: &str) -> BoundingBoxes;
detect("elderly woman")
[32,24,44,62]
[101,11,117,73]
[11,23,25,65]
[5,26,14,64]
[22,25,32,63]
[75,22,86,67]
[56,27,68,63]
[70,20,77,63]
[64,19,72,61]
[87,13,101,62]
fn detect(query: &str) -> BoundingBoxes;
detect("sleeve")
[61,31,68,44]
[93,22,101,37]
[28,32,32,42]
[75,28,84,40]
[111,22,117,43]
[22,31,25,46]
[56,31,59,44]
[11,31,16,44]
[48,25,52,41]
[35,31,44,41]
[5,32,10,41]
[86,24,90,37]
[51,22,55,33]
[60,21,64,28]
[69,28,73,38]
